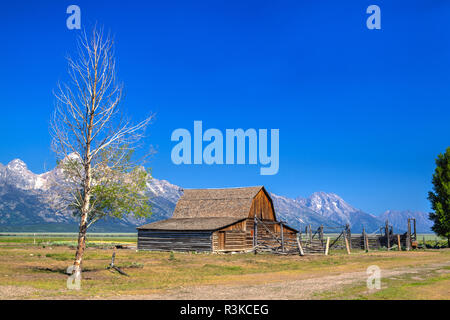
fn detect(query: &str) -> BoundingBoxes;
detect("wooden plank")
[249,189,276,220]
[308,225,312,244]
[218,231,225,250]
[137,230,213,252]
[344,232,351,254]
[320,225,324,246]
[407,219,411,251]
[346,224,352,249]
[362,227,366,251]
[385,220,390,249]
[254,215,258,254]
[325,237,330,256]
[365,233,369,252]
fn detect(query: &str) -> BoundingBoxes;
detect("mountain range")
[0,158,434,233]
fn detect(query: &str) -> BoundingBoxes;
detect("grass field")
[0,234,449,300]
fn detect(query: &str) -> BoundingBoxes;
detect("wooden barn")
[137,186,298,253]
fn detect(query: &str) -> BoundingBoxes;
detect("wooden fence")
[248,217,418,256]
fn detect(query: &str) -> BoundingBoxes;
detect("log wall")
[212,230,248,252]
[138,230,213,252]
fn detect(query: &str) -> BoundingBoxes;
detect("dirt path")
[114,261,450,300]
[0,285,37,299]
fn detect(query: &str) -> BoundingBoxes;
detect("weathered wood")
[249,189,276,220]
[253,215,257,246]
[397,234,401,251]
[138,230,212,252]
[218,231,225,250]
[138,186,300,253]
[385,220,390,249]
[407,219,411,251]
[325,237,330,256]
[296,233,304,256]
[110,248,116,267]
[344,232,351,254]
[362,227,367,252]
[346,224,352,249]
[329,231,344,249]
[308,224,312,244]
[255,217,283,246]
[106,248,129,276]
[319,225,324,246]
[365,233,370,252]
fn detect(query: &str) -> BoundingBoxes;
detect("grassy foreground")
[0,236,449,299]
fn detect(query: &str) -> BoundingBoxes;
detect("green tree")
[62,148,152,229]
[428,147,450,247]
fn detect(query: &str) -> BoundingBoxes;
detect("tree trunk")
[72,110,93,273]
[73,214,87,272]
[71,46,97,274]
[73,163,91,273]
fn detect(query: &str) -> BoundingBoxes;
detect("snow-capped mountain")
[296,192,382,232]
[1,159,43,190]
[297,192,356,222]
[0,158,183,232]
[270,193,340,230]
[0,158,434,233]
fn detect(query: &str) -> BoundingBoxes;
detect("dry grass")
[0,238,449,300]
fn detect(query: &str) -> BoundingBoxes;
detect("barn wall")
[211,220,249,252]
[248,189,276,220]
[138,230,213,252]
[246,218,297,250]
[212,230,248,252]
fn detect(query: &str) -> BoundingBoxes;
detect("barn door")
[218,231,226,250]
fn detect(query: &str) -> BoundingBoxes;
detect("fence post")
[362,227,367,252]
[280,222,284,253]
[365,233,369,252]
[385,220,390,250]
[397,234,401,251]
[325,237,330,255]
[406,218,411,251]
[320,225,324,246]
[308,224,312,245]
[296,233,304,256]
[343,231,351,254]
[346,224,352,249]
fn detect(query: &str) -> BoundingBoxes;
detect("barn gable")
[248,188,277,221]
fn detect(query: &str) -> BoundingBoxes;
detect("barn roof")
[137,186,279,231]
[172,186,266,219]
[137,217,246,231]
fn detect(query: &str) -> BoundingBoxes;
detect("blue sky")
[0,1,449,215]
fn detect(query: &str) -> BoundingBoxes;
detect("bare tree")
[51,27,153,274]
